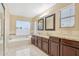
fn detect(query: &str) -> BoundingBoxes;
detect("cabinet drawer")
[32,35,34,37]
[50,36,60,43]
[61,39,79,49]
[42,38,49,42]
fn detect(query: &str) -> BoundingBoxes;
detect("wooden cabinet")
[37,37,42,49]
[49,37,60,56]
[42,38,49,54]
[61,45,76,56]
[31,35,49,54]
[31,35,35,45]
[31,37,33,44]
[31,35,79,56]
[49,37,79,56]
[49,42,59,56]
[34,36,38,46]
[60,39,79,56]
[76,49,79,56]
[31,35,38,46]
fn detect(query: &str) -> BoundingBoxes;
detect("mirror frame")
[45,14,55,30]
[38,18,44,30]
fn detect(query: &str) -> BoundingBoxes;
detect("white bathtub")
[8,35,31,43]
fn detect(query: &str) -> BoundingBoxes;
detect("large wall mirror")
[45,14,55,30]
[38,18,44,30]
[60,4,75,28]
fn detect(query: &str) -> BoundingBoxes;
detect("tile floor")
[7,44,48,56]
[17,45,48,56]
[0,37,48,56]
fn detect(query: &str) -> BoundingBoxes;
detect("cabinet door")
[49,41,59,56]
[61,45,76,56]
[33,38,35,45]
[42,42,48,54]
[38,39,42,49]
[35,38,38,46]
[76,49,79,56]
[31,38,35,44]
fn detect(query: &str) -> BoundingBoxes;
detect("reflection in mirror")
[38,18,44,30]
[45,14,55,30]
[60,4,75,28]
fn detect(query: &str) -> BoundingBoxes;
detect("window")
[16,20,30,35]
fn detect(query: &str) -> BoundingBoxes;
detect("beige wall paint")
[32,3,79,41]
[10,15,26,34]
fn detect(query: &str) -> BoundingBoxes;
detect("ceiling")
[6,3,56,18]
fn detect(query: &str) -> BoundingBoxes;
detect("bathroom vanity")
[31,35,79,56]
[31,35,49,55]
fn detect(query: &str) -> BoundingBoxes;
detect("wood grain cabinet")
[31,35,79,56]
[60,45,76,56]
[60,39,79,56]
[49,36,60,56]
[34,36,38,46]
[31,37,33,44]
[31,35,35,45]
[31,35,49,54]
[37,37,42,49]
[31,35,38,46]
[76,49,79,56]
[42,38,49,54]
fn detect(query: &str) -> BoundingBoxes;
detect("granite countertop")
[33,34,79,41]
[50,34,79,41]
[33,34,49,39]
[62,35,79,41]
